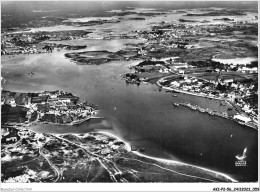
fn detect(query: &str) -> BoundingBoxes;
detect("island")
[184,10,246,17]
[64,50,137,65]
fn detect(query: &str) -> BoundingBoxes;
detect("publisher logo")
[235,147,247,167]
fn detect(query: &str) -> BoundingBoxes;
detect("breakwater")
[173,102,258,130]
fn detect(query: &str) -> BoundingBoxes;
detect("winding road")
[50,134,231,182]
[38,147,61,182]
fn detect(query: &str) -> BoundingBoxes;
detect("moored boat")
[173,102,179,106]
[72,117,90,125]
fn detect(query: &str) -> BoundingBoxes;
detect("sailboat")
[235,147,247,161]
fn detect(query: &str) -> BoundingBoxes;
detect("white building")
[10,99,16,107]
[238,67,258,73]
[233,114,251,123]
[223,79,233,83]
[170,81,180,87]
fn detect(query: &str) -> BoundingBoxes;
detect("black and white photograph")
[1,1,258,191]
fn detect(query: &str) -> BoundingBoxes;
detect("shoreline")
[95,131,238,183]
[156,79,224,101]
[156,78,258,130]
[1,4,258,184]
[5,126,238,182]
[2,116,104,128]
[174,102,258,130]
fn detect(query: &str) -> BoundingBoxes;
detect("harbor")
[2,43,258,182]
[173,101,258,130]
[1,4,258,182]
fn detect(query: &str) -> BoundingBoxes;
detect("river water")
[1,11,258,182]
[2,49,258,182]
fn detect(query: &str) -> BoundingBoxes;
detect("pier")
[173,102,258,130]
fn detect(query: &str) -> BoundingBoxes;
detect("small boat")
[131,145,137,151]
[199,108,205,113]
[172,94,178,97]
[173,103,179,106]
[238,121,246,126]
[208,111,214,115]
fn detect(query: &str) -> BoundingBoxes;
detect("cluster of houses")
[133,63,171,74]
[1,31,86,55]
[165,74,258,126]
[1,90,96,125]
[237,66,258,74]
[1,45,50,55]
[1,35,51,55]
[169,76,202,90]
[128,56,257,125]
[137,21,242,52]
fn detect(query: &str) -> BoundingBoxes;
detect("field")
[133,71,166,80]
[189,72,255,82]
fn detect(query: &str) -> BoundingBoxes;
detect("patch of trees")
[34,35,49,41]
[243,93,258,108]
[137,60,165,66]
[188,60,226,69]
[125,73,140,82]
[150,30,164,35]
[28,92,39,97]
[42,45,53,52]
[44,140,61,151]
[216,83,228,92]
[14,41,32,47]
[239,78,254,83]
[246,61,258,68]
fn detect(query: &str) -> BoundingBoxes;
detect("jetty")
[173,101,257,130]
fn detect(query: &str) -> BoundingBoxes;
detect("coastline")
[156,78,258,130]
[156,78,224,101]
[96,131,238,183]
[1,5,258,183]
[2,88,257,181]
[2,125,237,182]
[173,102,258,130]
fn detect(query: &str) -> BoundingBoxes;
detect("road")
[38,147,61,182]
[52,134,230,182]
